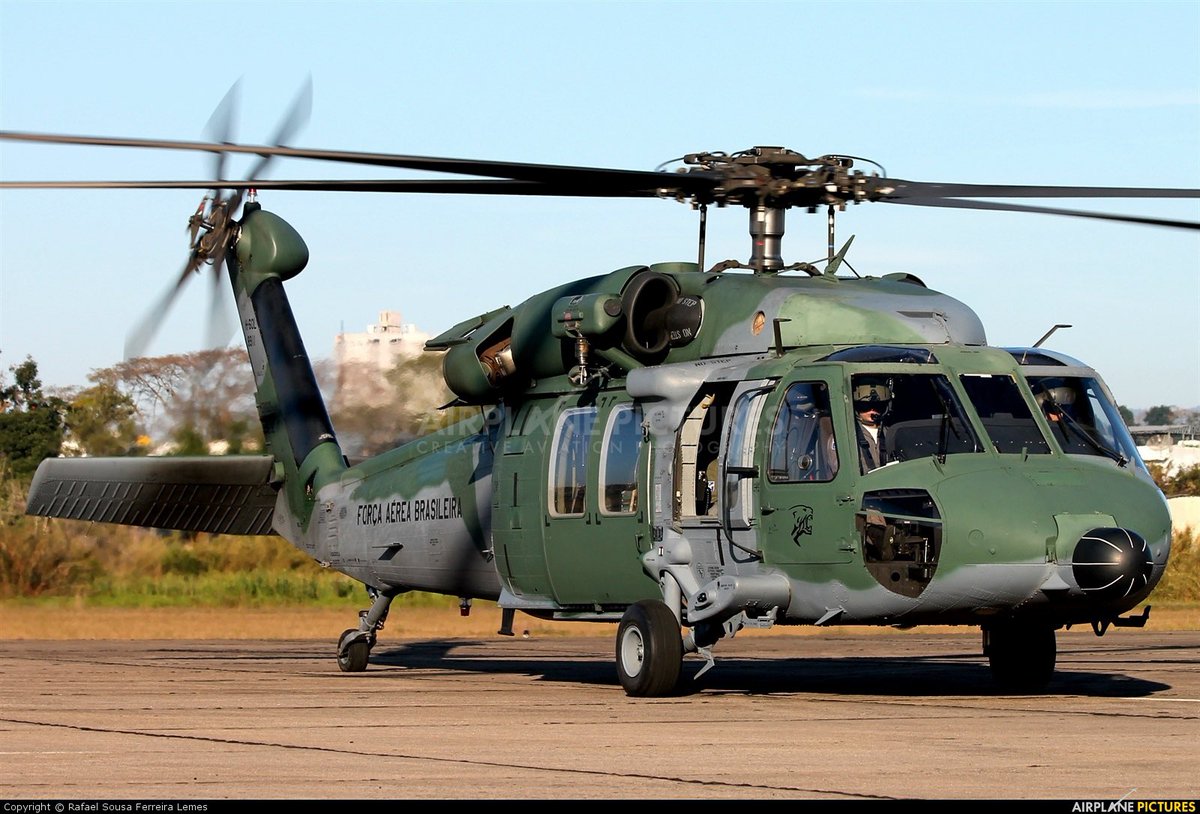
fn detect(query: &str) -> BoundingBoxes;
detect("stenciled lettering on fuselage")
[355,496,463,526]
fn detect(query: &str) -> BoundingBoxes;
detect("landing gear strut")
[337,588,395,673]
[983,621,1056,693]
[616,599,683,697]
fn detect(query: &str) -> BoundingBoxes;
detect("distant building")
[332,311,432,408]
[334,310,430,371]
[1129,424,1199,446]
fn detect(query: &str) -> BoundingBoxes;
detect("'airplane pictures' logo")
[1072,803,1195,813]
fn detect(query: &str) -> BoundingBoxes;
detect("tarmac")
[1,629,1198,800]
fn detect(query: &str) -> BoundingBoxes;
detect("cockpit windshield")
[1025,375,1139,468]
[959,374,1051,454]
[851,372,982,473]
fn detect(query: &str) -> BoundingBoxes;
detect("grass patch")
[1155,528,1200,603]
[82,570,360,607]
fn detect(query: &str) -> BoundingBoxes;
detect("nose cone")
[1072,528,1154,600]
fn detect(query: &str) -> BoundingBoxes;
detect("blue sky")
[1,0,1197,409]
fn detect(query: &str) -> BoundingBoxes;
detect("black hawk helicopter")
[3,94,1197,697]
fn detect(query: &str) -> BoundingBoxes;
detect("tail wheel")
[337,628,370,673]
[616,599,683,697]
[984,621,1056,693]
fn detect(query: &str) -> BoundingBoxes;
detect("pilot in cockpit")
[1034,379,1077,424]
[853,375,894,473]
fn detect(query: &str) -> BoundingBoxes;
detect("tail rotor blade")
[201,79,306,351]
[246,75,312,181]
[204,80,241,183]
[204,253,236,350]
[124,260,195,359]
[72,78,312,362]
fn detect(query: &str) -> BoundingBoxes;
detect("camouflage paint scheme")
[228,208,1168,634]
[21,203,1171,696]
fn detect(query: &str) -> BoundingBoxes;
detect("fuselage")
[281,265,1170,632]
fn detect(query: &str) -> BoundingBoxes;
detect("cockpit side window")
[1027,375,1141,466]
[959,374,1050,454]
[767,382,839,482]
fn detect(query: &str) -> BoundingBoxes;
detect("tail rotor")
[123,78,312,360]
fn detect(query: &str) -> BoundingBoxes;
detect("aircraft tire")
[616,599,682,697]
[337,628,370,673]
[985,621,1055,693]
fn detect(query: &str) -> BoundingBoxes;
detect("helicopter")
[3,101,1198,697]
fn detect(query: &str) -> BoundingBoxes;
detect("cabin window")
[959,374,1050,454]
[767,382,839,482]
[548,406,598,517]
[1025,375,1141,466]
[600,404,643,515]
[851,372,982,472]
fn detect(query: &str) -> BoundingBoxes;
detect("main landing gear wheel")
[337,628,371,673]
[616,599,683,697]
[984,621,1056,693]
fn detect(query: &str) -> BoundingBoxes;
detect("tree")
[170,424,209,456]
[1169,466,1200,497]
[88,349,262,453]
[1,356,49,410]
[0,355,65,477]
[1149,463,1200,498]
[1118,405,1134,425]
[1143,405,1176,426]
[63,382,141,456]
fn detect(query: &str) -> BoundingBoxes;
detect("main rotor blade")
[0,130,716,192]
[0,178,661,196]
[881,179,1200,200]
[885,196,1200,230]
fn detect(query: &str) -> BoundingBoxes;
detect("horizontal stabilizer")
[26,456,279,535]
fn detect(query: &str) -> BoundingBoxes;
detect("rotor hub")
[665,147,889,211]
[187,193,240,269]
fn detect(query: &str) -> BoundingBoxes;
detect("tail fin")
[229,201,346,528]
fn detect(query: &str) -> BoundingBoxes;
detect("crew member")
[854,376,893,472]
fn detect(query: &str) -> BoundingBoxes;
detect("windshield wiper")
[1050,408,1127,467]
[932,380,973,463]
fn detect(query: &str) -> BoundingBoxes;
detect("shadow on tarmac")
[368,638,1170,698]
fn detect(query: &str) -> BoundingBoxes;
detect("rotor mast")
[748,205,786,273]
